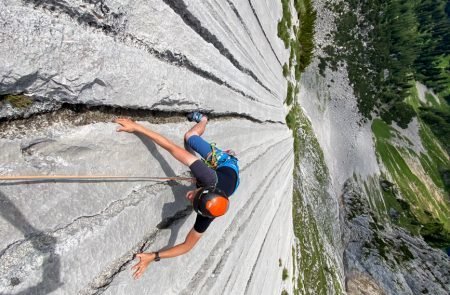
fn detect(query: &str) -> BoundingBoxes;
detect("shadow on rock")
[137,134,193,247]
[0,191,62,295]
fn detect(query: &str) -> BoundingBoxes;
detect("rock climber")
[114,112,240,280]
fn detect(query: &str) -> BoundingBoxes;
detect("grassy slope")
[278,0,343,293]
[292,109,343,295]
[372,118,450,247]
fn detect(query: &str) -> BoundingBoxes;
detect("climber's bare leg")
[115,118,198,167]
[184,116,208,142]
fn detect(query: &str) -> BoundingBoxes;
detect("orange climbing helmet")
[193,187,229,218]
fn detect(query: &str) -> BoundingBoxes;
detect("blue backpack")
[203,143,240,193]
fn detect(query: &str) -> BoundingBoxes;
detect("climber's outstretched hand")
[114,118,143,133]
[131,253,155,280]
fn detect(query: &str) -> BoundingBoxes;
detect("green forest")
[321,0,450,251]
[325,0,450,132]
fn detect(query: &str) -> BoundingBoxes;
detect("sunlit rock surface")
[342,179,450,295]
[3,0,449,294]
[0,0,286,123]
[0,0,294,294]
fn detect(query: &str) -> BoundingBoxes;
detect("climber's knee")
[184,130,198,142]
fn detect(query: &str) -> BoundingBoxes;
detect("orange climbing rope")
[0,175,195,182]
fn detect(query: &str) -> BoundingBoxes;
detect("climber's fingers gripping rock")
[131,253,155,280]
[114,117,143,133]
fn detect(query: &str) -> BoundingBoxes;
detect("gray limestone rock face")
[0,0,286,122]
[341,179,450,295]
[0,0,293,294]
[0,120,293,294]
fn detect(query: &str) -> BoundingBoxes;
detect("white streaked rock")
[0,119,293,294]
[0,0,284,122]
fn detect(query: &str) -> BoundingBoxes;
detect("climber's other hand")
[114,118,143,133]
[131,253,155,280]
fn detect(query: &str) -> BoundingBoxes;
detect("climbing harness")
[203,142,220,169]
[203,143,240,192]
[203,143,236,170]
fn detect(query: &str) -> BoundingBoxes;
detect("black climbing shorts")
[189,159,217,189]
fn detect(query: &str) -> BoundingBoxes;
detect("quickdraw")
[203,143,220,169]
[203,143,236,170]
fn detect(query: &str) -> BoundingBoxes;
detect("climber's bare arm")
[131,228,202,279]
[114,118,198,166]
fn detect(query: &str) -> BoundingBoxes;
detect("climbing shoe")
[187,112,204,123]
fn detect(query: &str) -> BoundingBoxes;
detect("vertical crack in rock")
[83,210,193,294]
[81,230,159,295]
[246,0,283,66]
[18,0,275,107]
[82,204,194,294]
[225,0,283,67]
[161,0,275,96]
[0,179,184,266]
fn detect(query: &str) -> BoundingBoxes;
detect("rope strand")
[0,175,195,182]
